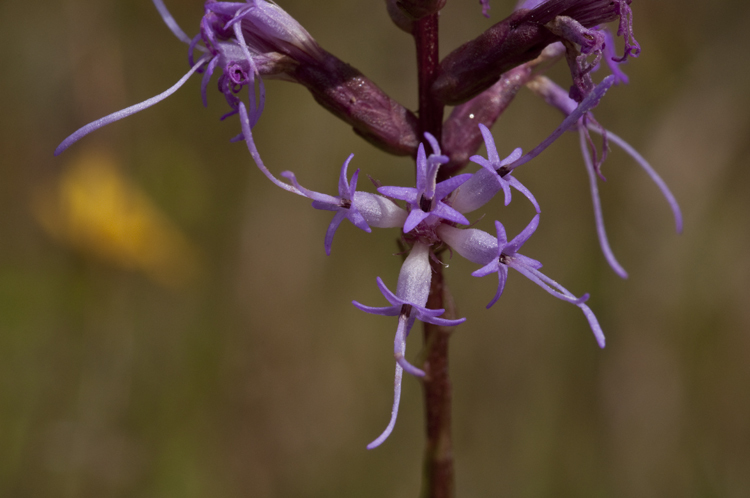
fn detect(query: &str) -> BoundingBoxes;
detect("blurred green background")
[2,0,749,496]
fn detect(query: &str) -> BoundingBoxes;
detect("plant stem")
[414,13,454,498]
[414,14,443,141]
[421,254,456,498]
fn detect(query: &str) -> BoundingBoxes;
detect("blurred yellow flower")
[33,149,200,288]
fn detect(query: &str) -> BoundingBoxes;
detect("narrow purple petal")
[478,123,500,164]
[377,186,417,202]
[419,314,467,327]
[55,55,211,156]
[434,174,472,201]
[512,253,543,270]
[499,147,523,167]
[311,201,338,212]
[200,56,220,107]
[580,302,606,348]
[511,265,589,306]
[338,153,354,196]
[494,220,508,247]
[596,129,683,234]
[508,177,541,213]
[469,155,493,171]
[351,301,401,317]
[505,214,539,254]
[506,76,615,172]
[603,29,630,84]
[280,171,340,205]
[152,0,193,45]
[346,209,372,233]
[471,260,500,278]
[580,128,629,278]
[238,103,301,194]
[375,277,403,306]
[366,363,403,450]
[323,210,348,256]
[403,209,430,233]
[431,203,470,226]
[486,264,508,309]
[424,132,442,156]
[415,144,427,193]
[394,315,426,377]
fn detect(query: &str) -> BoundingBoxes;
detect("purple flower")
[201,0,324,122]
[280,155,407,255]
[451,124,540,214]
[353,243,466,448]
[378,134,472,233]
[437,215,605,348]
[526,75,683,278]
[55,0,320,156]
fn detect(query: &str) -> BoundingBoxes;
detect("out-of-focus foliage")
[33,149,200,288]
[1,0,749,496]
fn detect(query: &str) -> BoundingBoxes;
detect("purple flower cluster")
[55,0,681,450]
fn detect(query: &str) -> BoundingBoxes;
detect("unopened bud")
[432,0,621,105]
[294,53,419,156]
[396,0,447,20]
[385,0,415,33]
[441,65,532,175]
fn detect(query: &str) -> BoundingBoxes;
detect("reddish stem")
[414,13,454,498]
[420,255,456,498]
[414,14,443,141]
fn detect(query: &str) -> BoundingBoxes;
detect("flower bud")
[432,0,622,104]
[395,0,447,21]
[294,52,420,156]
[441,65,531,174]
[384,0,414,33]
